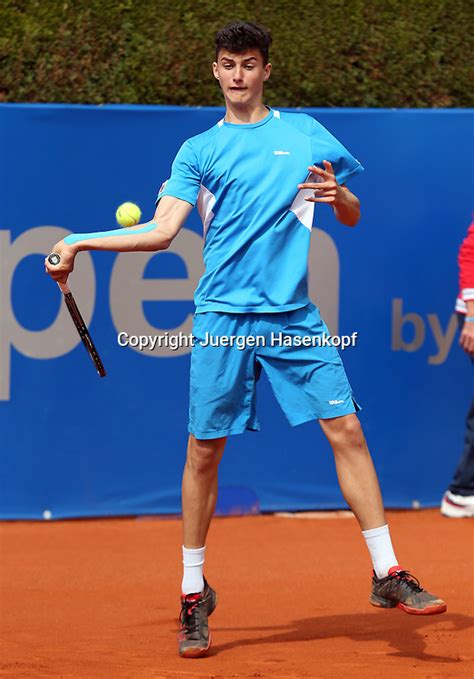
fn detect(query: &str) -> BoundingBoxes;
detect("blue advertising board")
[0,104,472,518]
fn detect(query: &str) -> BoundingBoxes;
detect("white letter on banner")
[0,227,96,401]
[110,229,204,357]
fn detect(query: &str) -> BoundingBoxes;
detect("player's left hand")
[298,160,343,204]
[460,318,474,356]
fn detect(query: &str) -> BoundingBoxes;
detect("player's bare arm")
[45,196,192,282]
[298,160,361,227]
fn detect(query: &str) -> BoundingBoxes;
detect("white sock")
[362,524,398,579]
[181,546,205,595]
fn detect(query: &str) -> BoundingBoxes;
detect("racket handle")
[47,252,71,294]
[47,251,106,378]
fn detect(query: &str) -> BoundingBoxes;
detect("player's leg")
[319,414,385,530]
[258,303,446,615]
[319,414,397,576]
[178,434,223,658]
[179,311,260,657]
[318,414,449,615]
[320,413,446,614]
[182,434,226,551]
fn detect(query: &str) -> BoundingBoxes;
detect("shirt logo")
[273,150,291,156]
[328,399,345,405]
[158,179,168,195]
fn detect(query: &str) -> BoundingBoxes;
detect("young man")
[46,21,446,659]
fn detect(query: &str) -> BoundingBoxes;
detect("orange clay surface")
[1,509,473,679]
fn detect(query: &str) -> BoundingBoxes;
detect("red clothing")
[456,221,474,314]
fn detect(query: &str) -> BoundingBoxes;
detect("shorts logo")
[328,399,345,405]
[273,150,290,155]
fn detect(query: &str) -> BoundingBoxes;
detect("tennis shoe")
[370,566,446,615]
[440,490,474,518]
[178,577,217,658]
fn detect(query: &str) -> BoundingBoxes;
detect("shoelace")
[389,570,423,593]
[180,595,202,633]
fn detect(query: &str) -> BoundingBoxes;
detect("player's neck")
[223,102,269,125]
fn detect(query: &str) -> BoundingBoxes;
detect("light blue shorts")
[189,302,360,439]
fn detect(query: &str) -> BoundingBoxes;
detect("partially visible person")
[441,220,474,518]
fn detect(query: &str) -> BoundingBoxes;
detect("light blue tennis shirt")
[157,108,363,314]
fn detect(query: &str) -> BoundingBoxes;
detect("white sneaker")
[440,491,474,518]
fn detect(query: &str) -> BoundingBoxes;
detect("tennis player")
[46,21,446,659]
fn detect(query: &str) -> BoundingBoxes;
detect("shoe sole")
[441,503,474,518]
[370,594,447,615]
[397,602,447,615]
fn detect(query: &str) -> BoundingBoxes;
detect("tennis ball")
[116,202,142,227]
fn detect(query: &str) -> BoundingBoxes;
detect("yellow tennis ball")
[116,202,142,227]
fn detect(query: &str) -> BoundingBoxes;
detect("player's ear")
[263,62,272,81]
[212,62,220,81]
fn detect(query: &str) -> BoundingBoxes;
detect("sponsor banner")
[0,104,472,518]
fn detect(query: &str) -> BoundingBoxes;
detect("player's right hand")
[44,241,76,283]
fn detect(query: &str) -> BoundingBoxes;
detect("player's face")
[213,50,271,108]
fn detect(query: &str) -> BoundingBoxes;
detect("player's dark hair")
[215,21,272,65]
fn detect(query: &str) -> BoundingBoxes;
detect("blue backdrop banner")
[0,104,472,519]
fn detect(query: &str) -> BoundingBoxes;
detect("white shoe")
[440,491,474,518]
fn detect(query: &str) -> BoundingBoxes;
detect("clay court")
[1,509,472,678]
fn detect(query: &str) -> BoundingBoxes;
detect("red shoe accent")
[445,495,468,508]
[180,592,202,617]
[387,565,403,576]
[181,592,201,602]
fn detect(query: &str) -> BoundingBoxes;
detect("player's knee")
[186,435,225,476]
[323,414,365,450]
[342,414,364,440]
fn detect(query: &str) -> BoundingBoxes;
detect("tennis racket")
[47,253,106,378]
